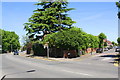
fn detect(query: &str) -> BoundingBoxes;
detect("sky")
[1,2,118,45]
[1,0,118,2]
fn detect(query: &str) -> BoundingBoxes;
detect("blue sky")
[1,2,118,45]
[2,0,118,2]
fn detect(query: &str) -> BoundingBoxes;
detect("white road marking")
[62,70,93,76]
[102,58,112,61]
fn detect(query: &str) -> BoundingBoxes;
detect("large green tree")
[87,34,99,49]
[98,33,107,48]
[24,0,75,41]
[116,2,120,46]
[43,27,82,50]
[1,29,20,52]
[116,1,120,19]
[112,41,118,46]
[43,27,99,52]
[117,37,120,45]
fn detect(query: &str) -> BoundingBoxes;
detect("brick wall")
[85,48,96,53]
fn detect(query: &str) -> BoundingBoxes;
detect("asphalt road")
[0,49,118,78]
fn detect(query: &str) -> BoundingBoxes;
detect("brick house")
[103,39,113,47]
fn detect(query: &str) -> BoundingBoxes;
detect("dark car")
[115,46,120,52]
[2,50,7,53]
[108,46,113,50]
[104,48,108,51]
[14,50,19,55]
[96,48,103,53]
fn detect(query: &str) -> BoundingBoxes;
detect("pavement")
[1,49,119,78]
[19,49,119,62]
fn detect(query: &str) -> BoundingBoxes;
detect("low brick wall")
[63,50,77,58]
[85,48,96,53]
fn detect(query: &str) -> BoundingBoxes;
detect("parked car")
[2,50,7,53]
[115,46,120,52]
[104,48,108,51]
[108,46,113,50]
[14,50,19,55]
[96,48,103,53]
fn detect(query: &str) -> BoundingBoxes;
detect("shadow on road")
[26,55,34,58]
[100,54,120,64]
[100,55,118,58]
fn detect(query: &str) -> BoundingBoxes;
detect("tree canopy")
[116,1,120,19]
[98,33,107,40]
[24,0,75,41]
[1,29,20,52]
[116,1,120,8]
[98,33,107,48]
[43,27,99,50]
[117,37,120,45]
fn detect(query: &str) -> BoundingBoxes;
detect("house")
[103,39,113,47]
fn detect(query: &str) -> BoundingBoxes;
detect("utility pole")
[47,45,49,58]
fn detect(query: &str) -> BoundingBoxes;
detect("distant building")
[103,39,113,47]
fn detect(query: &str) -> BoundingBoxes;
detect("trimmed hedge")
[32,43,46,56]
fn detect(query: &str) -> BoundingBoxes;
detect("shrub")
[32,42,46,56]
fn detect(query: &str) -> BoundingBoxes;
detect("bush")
[32,43,46,56]
[43,27,99,51]
[43,27,84,50]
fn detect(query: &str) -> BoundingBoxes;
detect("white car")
[104,48,108,51]
[115,46,120,52]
